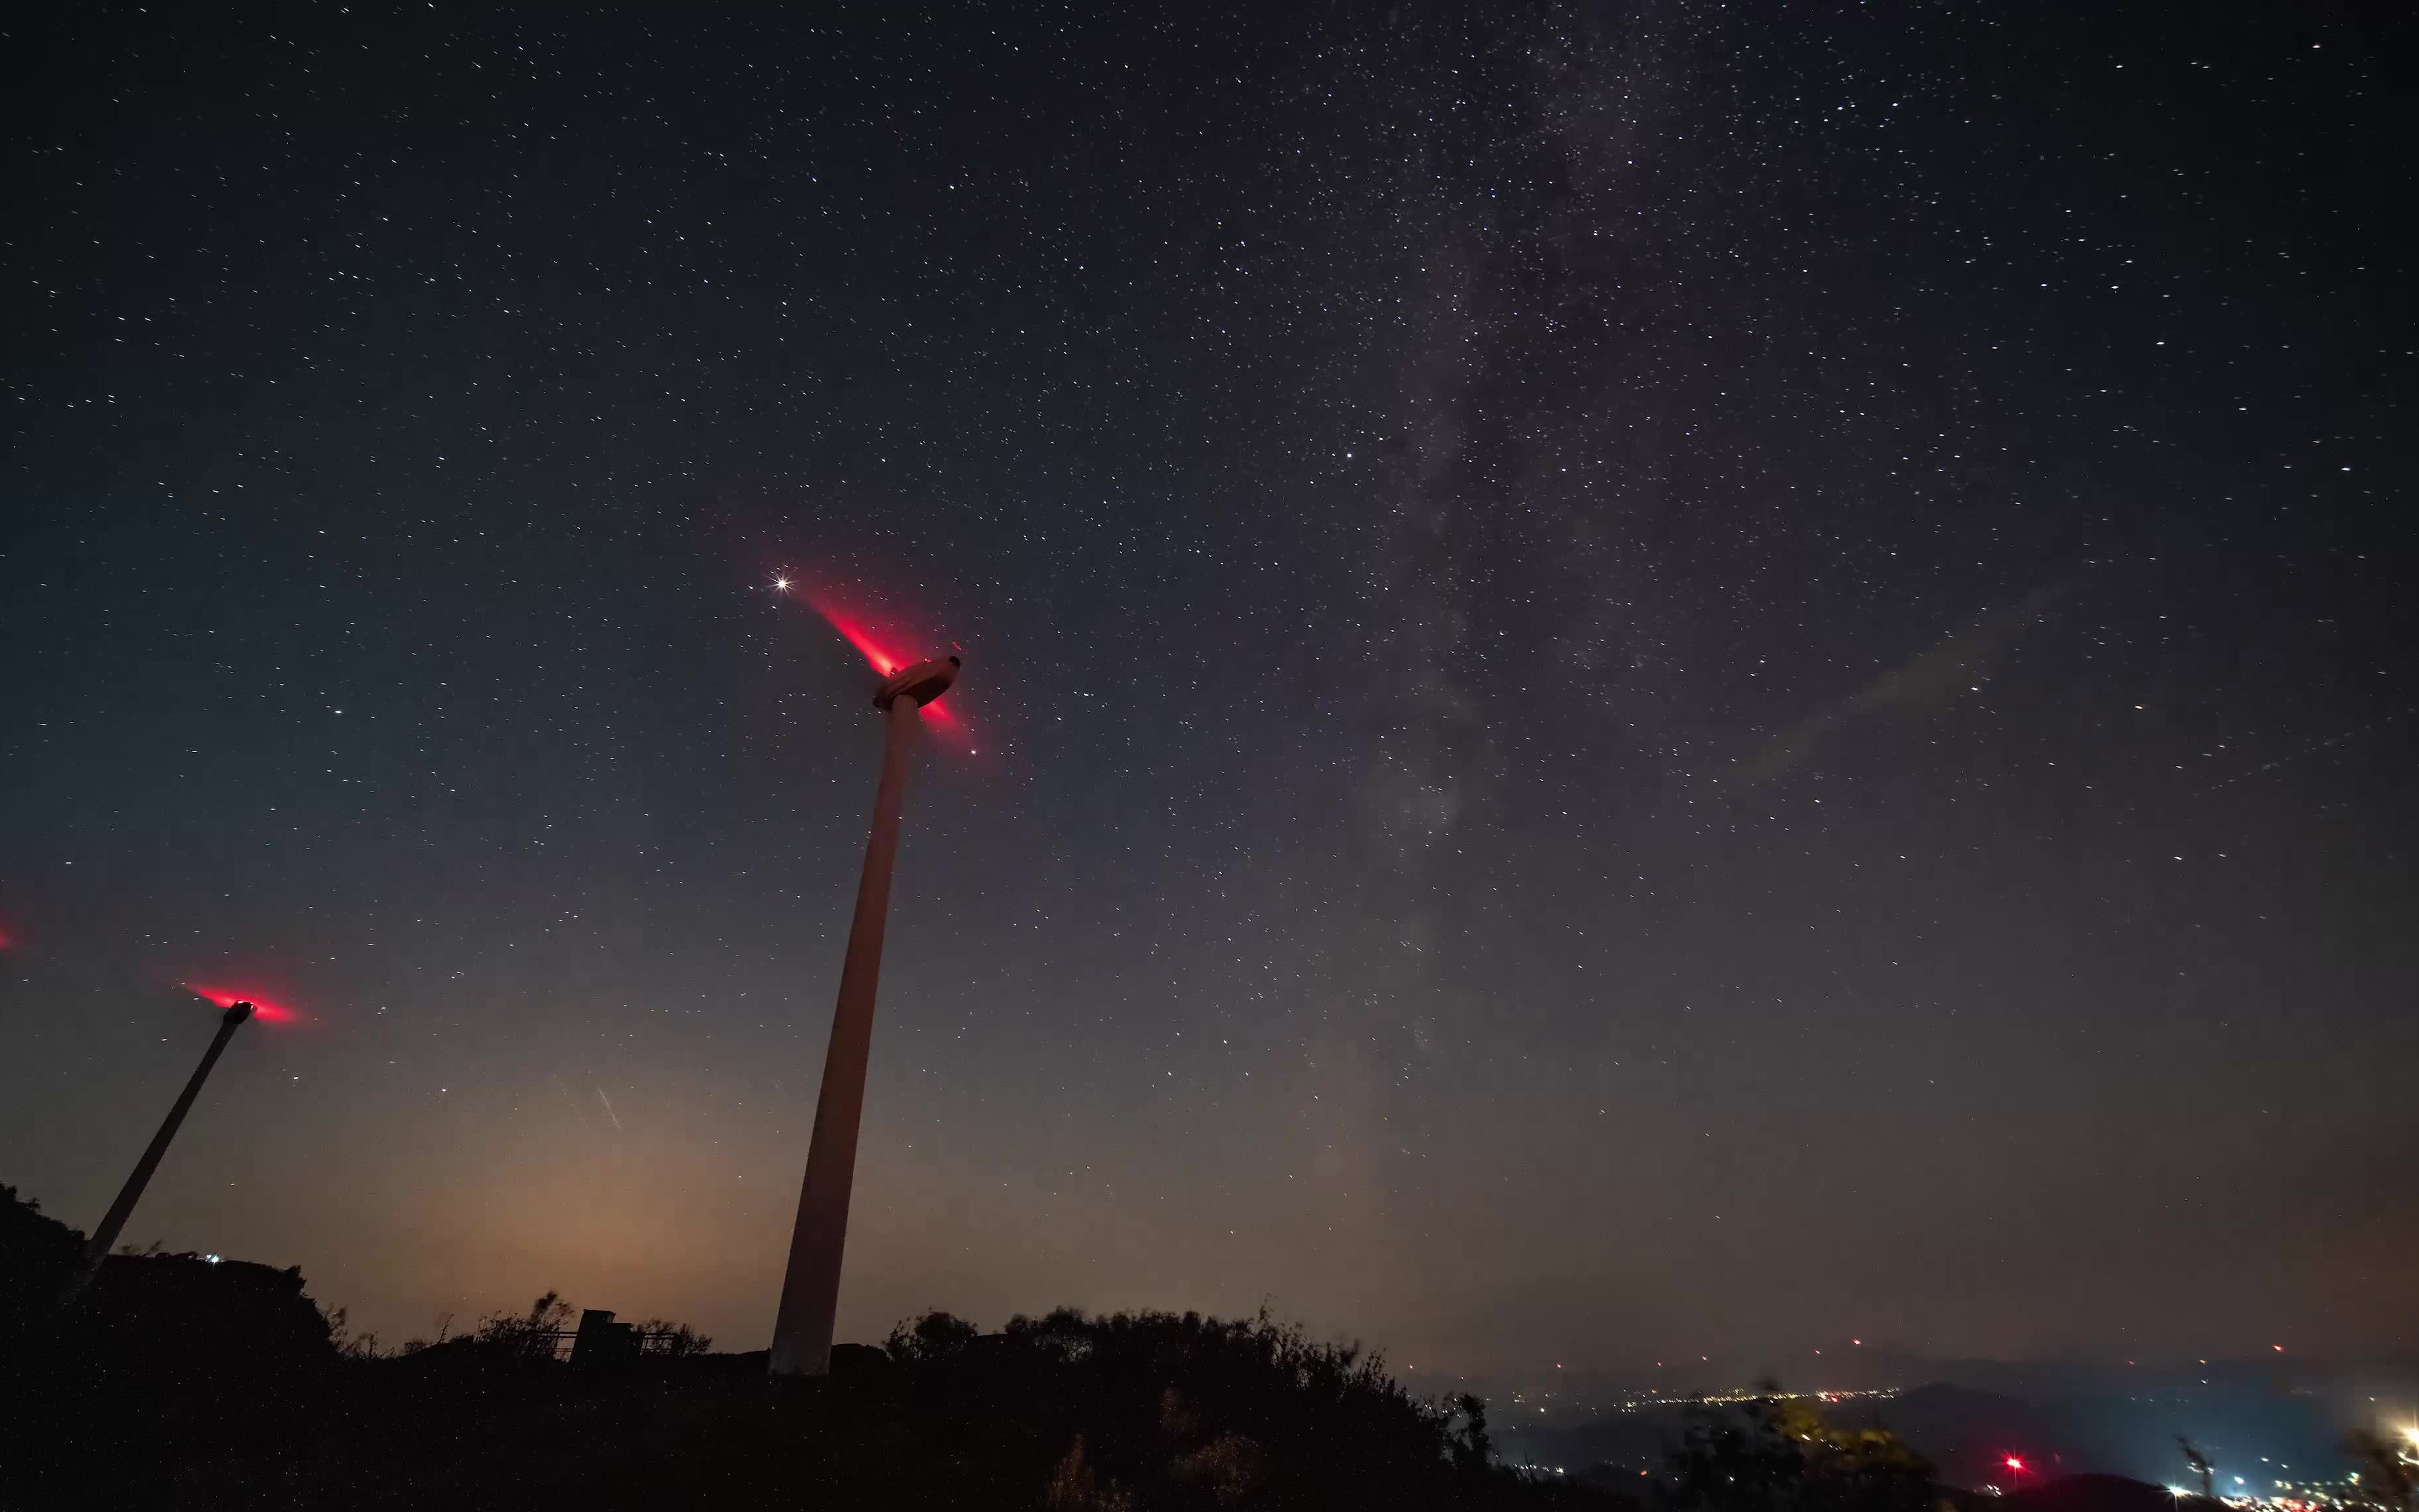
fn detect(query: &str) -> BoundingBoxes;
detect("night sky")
[3,5,2412,1377]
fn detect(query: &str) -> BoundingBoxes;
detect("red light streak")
[790,581,975,745]
[185,983,301,1024]
[2006,1458,2027,1473]
[800,589,906,677]
[919,695,964,730]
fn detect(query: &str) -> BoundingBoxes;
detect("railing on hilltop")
[526,1324,704,1362]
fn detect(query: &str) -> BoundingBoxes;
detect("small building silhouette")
[570,1307,641,1365]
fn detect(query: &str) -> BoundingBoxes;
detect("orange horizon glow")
[186,983,301,1024]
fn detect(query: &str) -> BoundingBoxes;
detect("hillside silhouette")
[3,1186,1619,1509]
[7,1186,2345,1512]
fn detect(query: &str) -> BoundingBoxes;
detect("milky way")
[2,5,2410,1376]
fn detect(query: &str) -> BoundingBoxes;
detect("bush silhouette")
[1666,1383,1939,1512]
[0,1184,83,1326]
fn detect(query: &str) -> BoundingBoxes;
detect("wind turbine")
[768,578,963,1376]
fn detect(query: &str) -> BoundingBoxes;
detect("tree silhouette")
[2345,1428,2415,1512]
[2177,1436,2215,1500]
[1450,1394,1496,1475]
[635,1317,713,1356]
[0,1183,84,1324]
[471,1290,574,1361]
[1668,1383,1938,1512]
[883,1307,979,1364]
[869,1305,1585,1507]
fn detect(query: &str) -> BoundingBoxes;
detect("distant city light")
[204,1253,222,1263]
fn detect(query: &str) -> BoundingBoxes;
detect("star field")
[1,5,2412,1374]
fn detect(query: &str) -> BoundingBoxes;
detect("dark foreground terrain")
[3,1186,1612,1509]
[2,1188,2340,1512]
[5,1307,1616,1509]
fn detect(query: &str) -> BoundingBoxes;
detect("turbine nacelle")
[873,654,961,711]
[187,984,298,1024]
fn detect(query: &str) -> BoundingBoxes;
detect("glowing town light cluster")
[2147,1486,2400,1512]
[1608,1387,1901,1411]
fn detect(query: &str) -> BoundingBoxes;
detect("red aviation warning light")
[785,578,972,739]
[186,983,301,1024]
[803,591,909,678]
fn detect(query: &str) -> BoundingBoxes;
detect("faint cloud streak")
[1743,581,2069,785]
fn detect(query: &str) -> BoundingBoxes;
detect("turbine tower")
[768,652,960,1376]
[62,998,255,1307]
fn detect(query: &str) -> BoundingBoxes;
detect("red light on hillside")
[186,984,301,1024]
